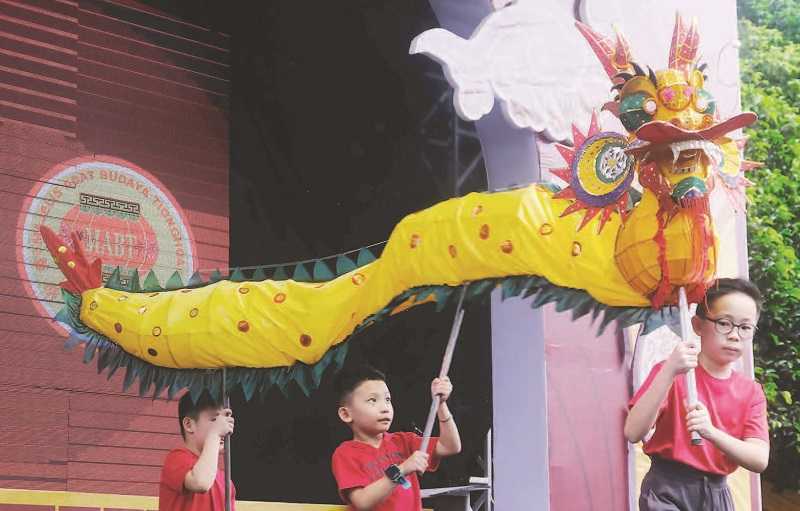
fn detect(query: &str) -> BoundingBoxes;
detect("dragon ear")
[550,113,636,233]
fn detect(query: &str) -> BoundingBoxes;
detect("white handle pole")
[420,286,467,455]
[678,287,703,446]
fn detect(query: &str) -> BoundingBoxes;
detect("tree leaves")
[740,5,800,490]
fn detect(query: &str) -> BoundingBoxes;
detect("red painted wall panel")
[0,0,229,496]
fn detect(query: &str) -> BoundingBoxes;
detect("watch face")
[385,464,401,481]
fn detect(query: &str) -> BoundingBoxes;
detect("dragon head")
[563,13,761,307]
[578,13,757,210]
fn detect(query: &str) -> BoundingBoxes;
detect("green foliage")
[740,0,800,42]
[739,2,800,489]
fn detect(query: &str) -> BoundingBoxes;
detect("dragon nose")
[671,176,708,202]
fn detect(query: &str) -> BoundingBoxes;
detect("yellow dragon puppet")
[40,14,758,399]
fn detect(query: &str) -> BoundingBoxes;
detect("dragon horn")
[575,21,634,81]
[669,13,700,73]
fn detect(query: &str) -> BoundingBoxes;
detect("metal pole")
[420,286,467,454]
[222,368,232,510]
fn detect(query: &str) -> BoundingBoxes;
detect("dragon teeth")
[668,140,723,169]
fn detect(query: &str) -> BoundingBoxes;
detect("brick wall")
[0,0,229,496]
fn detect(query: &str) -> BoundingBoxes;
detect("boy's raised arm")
[184,409,234,492]
[431,377,461,457]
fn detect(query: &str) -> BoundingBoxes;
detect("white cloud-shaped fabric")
[410,0,610,142]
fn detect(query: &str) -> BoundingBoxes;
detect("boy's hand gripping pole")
[419,286,467,456]
[678,287,703,446]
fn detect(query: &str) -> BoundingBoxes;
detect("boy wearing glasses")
[625,278,769,510]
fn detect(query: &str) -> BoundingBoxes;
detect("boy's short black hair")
[178,390,221,439]
[334,366,387,406]
[696,278,763,318]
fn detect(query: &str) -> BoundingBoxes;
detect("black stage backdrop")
[147,1,492,504]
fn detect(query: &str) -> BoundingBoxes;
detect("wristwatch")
[384,464,411,489]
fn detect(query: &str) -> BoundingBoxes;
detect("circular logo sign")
[16,155,196,331]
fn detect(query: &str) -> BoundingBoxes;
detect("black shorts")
[639,456,734,511]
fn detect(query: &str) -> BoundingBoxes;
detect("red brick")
[68,445,167,466]
[67,461,160,483]
[69,394,177,418]
[68,427,180,451]
[68,410,176,434]
[0,506,55,511]
[0,479,64,491]
[0,462,66,479]
[67,479,157,496]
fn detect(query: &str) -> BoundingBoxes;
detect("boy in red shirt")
[626,278,770,510]
[159,390,236,511]
[331,366,462,510]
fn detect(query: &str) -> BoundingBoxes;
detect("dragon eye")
[694,89,716,115]
[619,91,657,132]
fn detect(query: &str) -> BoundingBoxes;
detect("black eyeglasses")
[700,316,757,340]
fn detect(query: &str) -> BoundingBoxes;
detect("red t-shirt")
[331,431,441,510]
[629,361,769,475]
[159,447,236,511]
